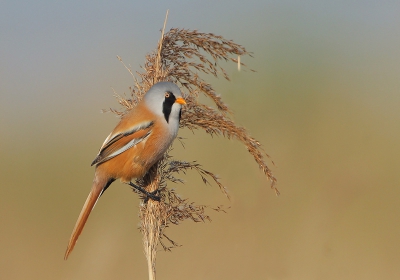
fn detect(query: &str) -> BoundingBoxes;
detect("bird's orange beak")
[175,97,186,105]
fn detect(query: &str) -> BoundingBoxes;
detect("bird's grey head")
[144,82,186,125]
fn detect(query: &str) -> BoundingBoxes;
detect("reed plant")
[109,12,278,280]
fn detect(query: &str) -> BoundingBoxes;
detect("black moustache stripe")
[163,91,176,123]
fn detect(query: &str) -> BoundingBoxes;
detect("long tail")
[64,176,114,260]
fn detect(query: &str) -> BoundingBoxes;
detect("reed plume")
[109,13,278,280]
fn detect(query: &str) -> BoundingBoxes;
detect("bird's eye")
[165,92,170,98]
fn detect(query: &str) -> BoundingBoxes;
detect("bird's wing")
[91,121,154,166]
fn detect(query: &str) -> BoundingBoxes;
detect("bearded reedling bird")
[64,82,186,260]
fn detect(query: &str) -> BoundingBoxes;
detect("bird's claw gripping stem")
[128,182,161,202]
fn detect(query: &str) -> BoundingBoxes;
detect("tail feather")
[64,177,114,260]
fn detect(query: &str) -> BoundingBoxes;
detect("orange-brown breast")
[94,101,171,182]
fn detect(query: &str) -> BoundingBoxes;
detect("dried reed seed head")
[114,27,277,192]
[113,27,277,253]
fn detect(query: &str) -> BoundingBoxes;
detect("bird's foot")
[128,182,161,202]
[145,190,161,203]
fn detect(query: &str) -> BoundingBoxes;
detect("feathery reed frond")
[110,18,277,280]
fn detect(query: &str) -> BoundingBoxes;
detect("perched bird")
[64,82,186,259]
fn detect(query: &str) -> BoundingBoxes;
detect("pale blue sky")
[2,1,399,100]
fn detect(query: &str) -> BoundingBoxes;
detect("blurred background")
[1,1,400,279]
